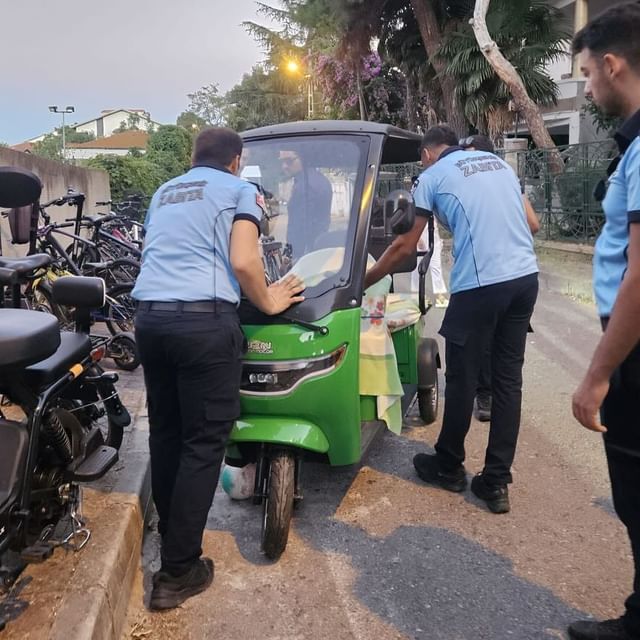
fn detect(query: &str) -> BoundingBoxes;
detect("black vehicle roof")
[241,120,421,141]
[241,120,422,163]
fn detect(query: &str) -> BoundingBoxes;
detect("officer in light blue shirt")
[132,164,263,304]
[133,127,304,611]
[365,125,538,514]
[592,135,640,317]
[570,5,640,637]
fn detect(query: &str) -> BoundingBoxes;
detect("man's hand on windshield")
[267,274,305,315]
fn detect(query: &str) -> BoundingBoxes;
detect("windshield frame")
[242,133,372,303]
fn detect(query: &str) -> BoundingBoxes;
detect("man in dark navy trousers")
[569,4,640,639]
[365,125,538,515]
[133,127,304,611]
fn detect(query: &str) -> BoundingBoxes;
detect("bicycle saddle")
[0,166,42,208]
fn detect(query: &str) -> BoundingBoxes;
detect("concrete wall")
[0,147,110,257]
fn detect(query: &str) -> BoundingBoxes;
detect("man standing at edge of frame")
[569,4,640,639]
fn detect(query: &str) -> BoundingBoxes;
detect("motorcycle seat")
[0,309,60,371]
[23,332,92,388]
[0,253,52,275]
[0,420,28,514]
[0,166,42,208]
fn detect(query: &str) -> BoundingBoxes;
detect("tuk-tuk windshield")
[241,135,367,296]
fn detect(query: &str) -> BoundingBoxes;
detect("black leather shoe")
[413,453,467,492]
[568,618,640,639]
[470,473,510,513]
[150,557,214,611]
[474,395,492,422]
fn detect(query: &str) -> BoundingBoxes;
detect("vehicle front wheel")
[261,450,295,560]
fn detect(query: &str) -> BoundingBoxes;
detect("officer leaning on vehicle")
[365,124,538,515]
[132,127,304,611]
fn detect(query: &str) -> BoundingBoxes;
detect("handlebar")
[41,190,86,209]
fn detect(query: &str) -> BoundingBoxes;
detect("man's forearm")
[234,256,274,314]
[364,240,412,290]
[586,270,640,382]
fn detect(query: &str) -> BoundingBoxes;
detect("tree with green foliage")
[186,84,227,126]
[176,111,208,135]
[87,154,164,203]
[32,127,95,160]
[441,0,569,139]
[224,65,306,131]
[145,125,193,183]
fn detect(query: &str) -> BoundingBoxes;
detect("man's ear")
[602,52,625,79]
[229,155,241,175]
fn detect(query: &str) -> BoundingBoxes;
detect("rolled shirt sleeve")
[412,171,437,218]
[626,142,640,224]
[234,182,264,230]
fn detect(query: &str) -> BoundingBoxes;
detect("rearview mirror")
[385,189,415,236]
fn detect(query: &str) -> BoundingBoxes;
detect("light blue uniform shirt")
[412,148,538,293]
[132,165,263,304]
[594,136,640,317]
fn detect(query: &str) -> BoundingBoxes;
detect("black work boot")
[568,618,640,639]
[413,453,467,492]
[150,557,214,611]
[474,394,492,422]
[470,473,510,513]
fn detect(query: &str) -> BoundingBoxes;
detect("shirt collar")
[613,108,640,153]
[191,163,232,174]
[438,145,465,160]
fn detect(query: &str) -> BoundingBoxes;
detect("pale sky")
[1,0,277,144]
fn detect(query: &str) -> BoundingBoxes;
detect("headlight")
[240,344,347,396]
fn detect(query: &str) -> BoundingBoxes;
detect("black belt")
[137,300,237,313]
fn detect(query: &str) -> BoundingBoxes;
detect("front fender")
[230,416,329,454]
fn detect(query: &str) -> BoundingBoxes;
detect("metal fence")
[509,139,617,244]
[380,140,617,244]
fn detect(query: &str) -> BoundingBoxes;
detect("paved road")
[123,253,634,640]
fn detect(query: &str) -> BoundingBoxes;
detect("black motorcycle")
[0,166,131,599]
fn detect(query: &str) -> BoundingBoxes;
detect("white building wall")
[74,111,158,139]
[66,147,131,161]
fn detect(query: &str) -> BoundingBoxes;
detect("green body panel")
[235,308,363,465]
[359,395,377,422]
[392,324,419,385]
[231,416,330,453]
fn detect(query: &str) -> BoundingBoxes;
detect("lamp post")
[48,105,75,160]
[284,59,313,120]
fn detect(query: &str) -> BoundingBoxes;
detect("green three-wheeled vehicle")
[221,121,440,559]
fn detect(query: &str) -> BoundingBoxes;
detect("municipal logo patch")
[256,192,266,211]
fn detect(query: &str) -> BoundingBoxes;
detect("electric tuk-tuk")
[223,121,440,559]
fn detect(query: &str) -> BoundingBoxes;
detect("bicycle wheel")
[104,284,136,336]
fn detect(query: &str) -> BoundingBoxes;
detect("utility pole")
[48,105,75,160]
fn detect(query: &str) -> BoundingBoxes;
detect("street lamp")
[48,105,75,160]
[284,59,314,120]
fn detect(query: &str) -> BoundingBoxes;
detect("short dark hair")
[192,127,243,167]
[420,125,459,150]
[573,2,640,68]
[460,134,495,153]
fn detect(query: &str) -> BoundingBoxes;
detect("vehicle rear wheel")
[417,379,438,425]
[261,450,295,560]
[108,332,140,371]
[417,338,439,425]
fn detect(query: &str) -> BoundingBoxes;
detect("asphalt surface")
[123,250,634,640]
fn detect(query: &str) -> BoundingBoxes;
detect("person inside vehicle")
[280,147,332,258]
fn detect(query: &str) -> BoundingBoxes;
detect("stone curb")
[48,403,151,640]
